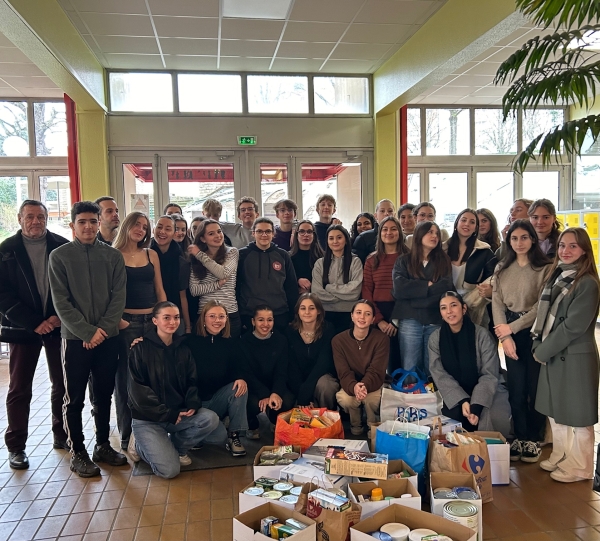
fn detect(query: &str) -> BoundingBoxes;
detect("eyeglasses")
[254,230,273,236]
[206,314,227,321]
[297,229,314,235]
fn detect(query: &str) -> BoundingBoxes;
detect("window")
[522,109,564,150]
[109,72,173,112]
[522,171,559,203]
[0,102,29,157]
[407,172,420,203]
[34,102,67,156]
[407,108,421,156]
[428,172,468,231]
[40,175,71,237]
[260,164,288,219]
[178,74,243,113]
[247,75,308,114]
[313,77,369,114]
[475,109,517,155]
[0,176,29,238]
[476,172,514,227]
[425,109,470,155]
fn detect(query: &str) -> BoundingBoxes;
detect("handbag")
[390,368,428,394]
[375,415,430,474]
[0,324,39,344]
[380,385,443,423]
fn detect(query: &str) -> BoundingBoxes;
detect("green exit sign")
[237,135,257,146]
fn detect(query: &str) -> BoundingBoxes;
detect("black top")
[285,322,336,405]
[352,227,378,264]
[125,250,157,310]
[290,248,312,281]
[186,333,242,401]
[239,330,289,399]
[314,221,330,250]
[273,227,293,251]
[150,239,188,308]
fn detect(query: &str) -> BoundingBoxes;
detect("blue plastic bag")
[375,417,430,474]
[390,368,429,394]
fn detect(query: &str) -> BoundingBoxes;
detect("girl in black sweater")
[289,220,324,294]
[186,301,248,457]
[240,305,294,439]
[285,293,339,409]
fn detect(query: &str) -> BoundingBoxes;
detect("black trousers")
[62,337,119,453]
[5,334,67,452]
[505,327,546,442]
[247,390,295,430]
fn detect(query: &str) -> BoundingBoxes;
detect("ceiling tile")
[283,21,347,42]
[270,58,326,72]
[153,16,219,39]
[455,96,499,105]
[62,10,91,35]
[20,88,65,98]
[78,13,154,36]
[447,74,494,87]
[320,59,374,73]
[219,56,272,71]
[289,0,366,23]
[0,34,15,47]
[330,42,392,60]
[451,61,478,75]
[160,38,218,55]
[495,28,537,47]
[66,0,147,14]
[465,62,503,76]
[355,0,437,25]
[1,76,58,89]
[165,55,218,70]
[474,86,508,97]
[94,36,159,54]
[276,42,334,59]
[343,23,412,44]
[221,40,278,57]
[103,53,165,69]
[221,18,285,40]
[418,95,460,104]
[0,87,24,98]
[471,46,504,62]
[148,0,219,17]
[429,86,473,97]
[0,47,33,64]
[0,64,47,77]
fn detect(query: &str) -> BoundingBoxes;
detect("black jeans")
[63,337,119,453]
[247,390,295,430]
[504,327,546,442]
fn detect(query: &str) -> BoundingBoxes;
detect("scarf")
[531,263,577,342]
[439,314,479,397]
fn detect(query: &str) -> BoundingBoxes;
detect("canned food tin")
[273,482,294,493]
[262,490,283,500]
[433,487,452,494]
[276,458,293,465]
[455,490,479,500]
[408,528,438,541]
[260,452,279,462]
[243,486,264,496]
[280,495,299,505]
[289,486,302,496]
[443,500,479,533]
[255,477,278,489]
[368,532,392,541]
[380,523,410,540]
[433,490,457,499]
[282,452,300,461]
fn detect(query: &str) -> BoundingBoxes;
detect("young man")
[94,196,120,246]
[0,200,69,469]
[352,199,396,264]
[272,198,297,251]
[314,194,341,250]
[164,203,183,215]
[405,201,449,248]
[237,217,299,333]
[398,203,416,236]
[220,196,258,249]
[49,201,128,478]
[202,198,222,221]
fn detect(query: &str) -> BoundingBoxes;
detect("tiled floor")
[0,336,600,541]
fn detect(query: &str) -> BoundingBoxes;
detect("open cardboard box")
[303,439,371,462]
[347,478,421,519]
[325,450,388,480]
[279,462,351,491]
[474,431,510,485]
[253,445,302,481]
[350,503,476,541]
[430,472,482,541]
[238,480,304,514]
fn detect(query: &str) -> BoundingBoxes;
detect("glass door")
[36,172,71,238]
[251,155,292,221]
[426,169,469,231]
[0,173,30,240]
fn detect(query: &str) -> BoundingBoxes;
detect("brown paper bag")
[295,483,361,541]
[429,426,493,503]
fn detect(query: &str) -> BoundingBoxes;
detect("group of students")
[0,192,598,484]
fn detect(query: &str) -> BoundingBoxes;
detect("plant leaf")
[515,0,600,30]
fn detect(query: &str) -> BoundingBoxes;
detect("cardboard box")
[350,504,476,541]
[386,459,418,490]
[238,480,304,514]
[253,445,302,481]
[279,462,351,491]
[325,449,388,480]
[430,472,482,541]
[347,478,421,519]
[423,415,462,434]
[233,502,316,541]
[303,439,371,462]
[475,431,510,485]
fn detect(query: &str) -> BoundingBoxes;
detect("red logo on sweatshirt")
[272,261,282,271]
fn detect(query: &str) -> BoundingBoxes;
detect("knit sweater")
[220,222,252,249]
[362,252,400,324]
[311,254,363,313]
[332,328,389,395]
[492,261,550,334]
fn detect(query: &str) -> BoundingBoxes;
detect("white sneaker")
[179,454,192,466]
[540,459,560,472]
[127,434,140,463]
[550,468,584,483]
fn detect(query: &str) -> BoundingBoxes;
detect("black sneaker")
[92,442,128,467]
[70,450,100,478]
[510,439,522,462]
[8,451,29,470]
[521,441,541,463]
[226,432,246,457]
[53,439,69,450]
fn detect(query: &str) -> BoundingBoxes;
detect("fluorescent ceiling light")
[223,0,293,20]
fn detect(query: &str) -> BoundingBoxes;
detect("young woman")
[445,209,495,324]
[350,212,375,243]
[333,300,389,435]
[285,294,339,409]
[477,208,501,253]
[428,291,511,436]
[112,212,166,451]
[398,203,416,236]
[528,199,561,259]
[188,219,241,338]
[289,220,324,294]
[128,302,219,478]
[240,306,294,439]
[500,198,533,243]
[492,219,551,463]
[362,216,408,371]
[173,214,191,253]
[189,216,205,242]
[312,225,363,335]
[151,215,192,334]
[186,301,248,457]
[392,221,453,376]
[532,228,600,482]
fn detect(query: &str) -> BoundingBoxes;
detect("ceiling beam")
[0,0,105,111]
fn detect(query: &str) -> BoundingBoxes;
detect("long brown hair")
[290,293,326,341]
[528,198,561,247]
[322,225,352,287]
[289,220,324,267]
[446,208,479,264]
[476,208,501,252]
[197,300,231,338]
[113,212,151,251]
[407,221,451,281]
[371,216,408,270]
[550,227,600,287]
[190,219,227,281]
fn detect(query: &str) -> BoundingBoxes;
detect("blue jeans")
[201,383,249,445]
[132,408,219,478]
[398,319,440,377]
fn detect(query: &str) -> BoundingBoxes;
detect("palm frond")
[516,0,600,30]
